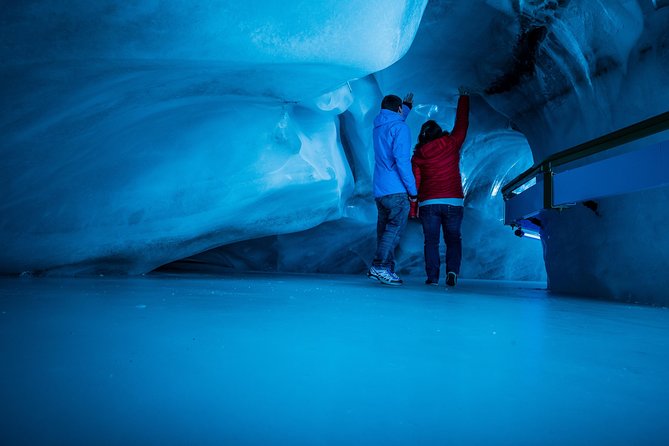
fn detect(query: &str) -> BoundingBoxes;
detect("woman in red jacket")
[411,87,470,287]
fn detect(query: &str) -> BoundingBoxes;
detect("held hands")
[408,194,419,219]
[409,200,419,219]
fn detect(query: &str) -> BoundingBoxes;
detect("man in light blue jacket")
[367,93,418,286]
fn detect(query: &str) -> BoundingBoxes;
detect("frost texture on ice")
[0,1,426,274]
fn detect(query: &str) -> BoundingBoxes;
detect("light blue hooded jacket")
[372,104,418,198]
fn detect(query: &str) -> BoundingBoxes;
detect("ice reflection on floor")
[1,273,668,445]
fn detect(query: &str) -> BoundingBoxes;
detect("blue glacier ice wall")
[1,1,427,274]
[479,0,669,303]
[2,1,668,301]
[1,0,543,281]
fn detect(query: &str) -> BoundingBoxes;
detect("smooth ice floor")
[1,273,668,445]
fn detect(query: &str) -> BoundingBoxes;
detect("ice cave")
[1,1,669,445]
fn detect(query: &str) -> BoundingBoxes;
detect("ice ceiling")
[2,1,668,301]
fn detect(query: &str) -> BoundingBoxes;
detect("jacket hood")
[374,109,403,128]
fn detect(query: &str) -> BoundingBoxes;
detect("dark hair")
[415,120,444,151]
[381,95,402,112]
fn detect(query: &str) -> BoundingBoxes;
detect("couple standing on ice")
[367,87,470,287]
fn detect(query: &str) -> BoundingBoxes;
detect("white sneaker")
[368,265,402,286]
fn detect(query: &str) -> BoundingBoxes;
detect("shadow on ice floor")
[1,272,668,445]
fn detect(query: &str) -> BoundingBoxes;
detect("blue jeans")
[373,193,410,270]
[420,204,463,282]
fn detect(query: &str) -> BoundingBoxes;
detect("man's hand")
[403,92,414,106]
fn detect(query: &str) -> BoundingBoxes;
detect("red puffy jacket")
[411,95,470,201]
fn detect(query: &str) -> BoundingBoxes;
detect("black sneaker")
[425,280,439,286]
[446,272,457,287]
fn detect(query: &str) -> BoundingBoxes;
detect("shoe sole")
[378,279,402,286]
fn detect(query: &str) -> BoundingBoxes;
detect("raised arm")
[450,87,470,145]
[400,92,413,121]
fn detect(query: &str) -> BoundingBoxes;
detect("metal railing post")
[542,162,553,209]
